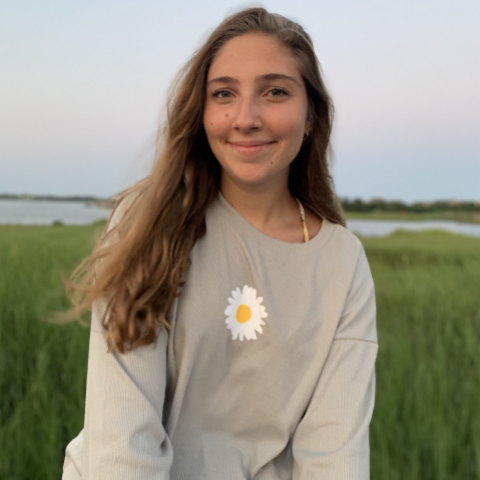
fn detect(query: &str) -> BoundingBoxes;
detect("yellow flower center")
[236,304,252,323]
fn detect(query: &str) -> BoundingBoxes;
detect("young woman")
[63,8,378,480]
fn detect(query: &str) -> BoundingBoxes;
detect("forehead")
[207,33,302,82]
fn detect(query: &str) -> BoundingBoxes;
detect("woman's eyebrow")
[257,73,302,86]
[207,76,239,86]
[206,73,302,87]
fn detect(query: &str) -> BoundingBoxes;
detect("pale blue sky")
[1,0,479,201]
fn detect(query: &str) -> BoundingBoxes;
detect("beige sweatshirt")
[63,193,378,480]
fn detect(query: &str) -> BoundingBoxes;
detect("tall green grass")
[0,225,99,480]
[364,231,480,480]
[0,225,479,479]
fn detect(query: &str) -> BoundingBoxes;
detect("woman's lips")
[227,141,276,155]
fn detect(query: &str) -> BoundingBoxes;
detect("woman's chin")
[224,163,274,187]
[228,171,270,188]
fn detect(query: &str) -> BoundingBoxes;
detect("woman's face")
[204,34,310,189]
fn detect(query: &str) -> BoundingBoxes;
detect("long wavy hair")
[67,7,345,353]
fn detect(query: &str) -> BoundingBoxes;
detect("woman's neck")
[220,172,302,241]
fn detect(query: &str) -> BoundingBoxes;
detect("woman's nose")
[232,95,262,133]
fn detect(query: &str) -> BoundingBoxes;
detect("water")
[0,200,112,225]
[346,219,480,238]
[1,200,480,238]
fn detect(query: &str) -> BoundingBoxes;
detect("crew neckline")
[214,192,335,257]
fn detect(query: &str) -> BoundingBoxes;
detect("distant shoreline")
[0,194,116,208]
[345,211,480,225]
[2,194,479,224]
[0,194,106,201]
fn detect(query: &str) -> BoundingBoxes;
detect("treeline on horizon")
[0,194,103,203]
[340,197,480,213]
[2,193,480,214]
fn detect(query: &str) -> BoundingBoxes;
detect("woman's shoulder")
[96,181,146,254]
[328,220,363,250]
[304,203,363,257]
[106,181,146,232]
[319,218,367,268]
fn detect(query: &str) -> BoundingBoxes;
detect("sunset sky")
[1,0,479,201]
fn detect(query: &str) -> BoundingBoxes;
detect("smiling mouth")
[227,141,276,155]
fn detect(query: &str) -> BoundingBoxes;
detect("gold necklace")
[296,198,309,243]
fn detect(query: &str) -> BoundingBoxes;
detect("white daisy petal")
[246,330,256,340]
[224,285,268,341]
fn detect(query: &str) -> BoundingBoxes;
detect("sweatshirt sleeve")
[62,297,174,480]
[291,246,378,480]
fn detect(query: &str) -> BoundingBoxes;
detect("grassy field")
[0,224,479,479]
[0,224,99,480]
[366,230,480,479]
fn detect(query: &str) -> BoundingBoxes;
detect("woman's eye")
[268,88,289,98]
[213,90,232,99]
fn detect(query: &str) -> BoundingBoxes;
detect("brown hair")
[67,7,345,353]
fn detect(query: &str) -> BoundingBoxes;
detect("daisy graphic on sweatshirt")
[224,285,268,341]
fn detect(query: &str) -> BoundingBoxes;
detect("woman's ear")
[304,115,312,136]
[303,119,312,140]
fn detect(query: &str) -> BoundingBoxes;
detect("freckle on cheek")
[225,113,229,117]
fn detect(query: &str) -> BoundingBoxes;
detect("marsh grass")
[0,225,478,479]
[0,225,100,479]
[365,231,480,479]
